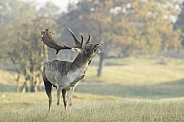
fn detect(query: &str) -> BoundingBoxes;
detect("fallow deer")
[41,28,100,110]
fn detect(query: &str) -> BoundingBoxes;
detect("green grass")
[1,92,184,122]
[0,84,16,92]
[85,57,184,84]
[76,80,184,99]
[1,57,184,121]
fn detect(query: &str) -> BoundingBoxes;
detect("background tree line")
[0,0,184,92]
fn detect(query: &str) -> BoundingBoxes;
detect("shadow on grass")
[0,84,16,92]
[75,79,184,99]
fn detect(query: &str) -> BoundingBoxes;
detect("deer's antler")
[67,28,90,45]
[67,28,83,48]
[86,34,90,44]
[41,29,72,54]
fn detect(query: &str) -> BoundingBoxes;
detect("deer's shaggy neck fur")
[70,53,90,72]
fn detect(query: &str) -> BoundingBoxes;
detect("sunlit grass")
[1,92,184,122]
[86,57,184,84]
[1,57,184,121]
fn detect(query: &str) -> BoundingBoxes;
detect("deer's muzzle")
[94,44,101,53]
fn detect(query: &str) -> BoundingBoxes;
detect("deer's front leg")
[57,87,61,106]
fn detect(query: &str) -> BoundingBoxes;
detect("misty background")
[1,0,184,93]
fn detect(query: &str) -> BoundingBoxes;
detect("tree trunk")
[30,83,35,92]
[30,84,37,92]
[97,52,105,77]
[21,81,29,93]
[15,73,20,92]
[31,77,39,92]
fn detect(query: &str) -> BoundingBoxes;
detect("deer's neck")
[70,53,90,72]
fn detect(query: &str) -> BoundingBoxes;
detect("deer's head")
[41,28,101,60]
[67,28,101,60]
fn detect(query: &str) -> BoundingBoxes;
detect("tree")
[4,1,60,92]
[9,20,43,92]
[58,0,115,77]
[58,0,181,77]
[0,0,37,92]
[1,0,182,85]
[0,0,36,69]
[174,2,184,47]
[129,0,181,53]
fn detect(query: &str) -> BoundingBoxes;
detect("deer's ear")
[71,48,81,53]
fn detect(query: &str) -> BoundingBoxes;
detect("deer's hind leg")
[43,76,52,111]
[62,89,67,110]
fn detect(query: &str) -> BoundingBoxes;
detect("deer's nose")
[96,44,101,47]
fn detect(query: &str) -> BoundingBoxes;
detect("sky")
[20,0,78,12]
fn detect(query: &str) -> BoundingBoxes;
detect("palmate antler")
[41,29,72,54]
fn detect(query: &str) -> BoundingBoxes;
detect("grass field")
[1,92,184,122]
[1,57,184,121]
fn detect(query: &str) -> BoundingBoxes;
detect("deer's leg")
[70,95,72,107]
[43,78,52,111]
[62,89,67,110]
[71,86,78,106]
[57,87,61,106]
[67,90,73,109]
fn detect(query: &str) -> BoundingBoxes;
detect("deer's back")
[43,60,71,86]
[43,60,85,90]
